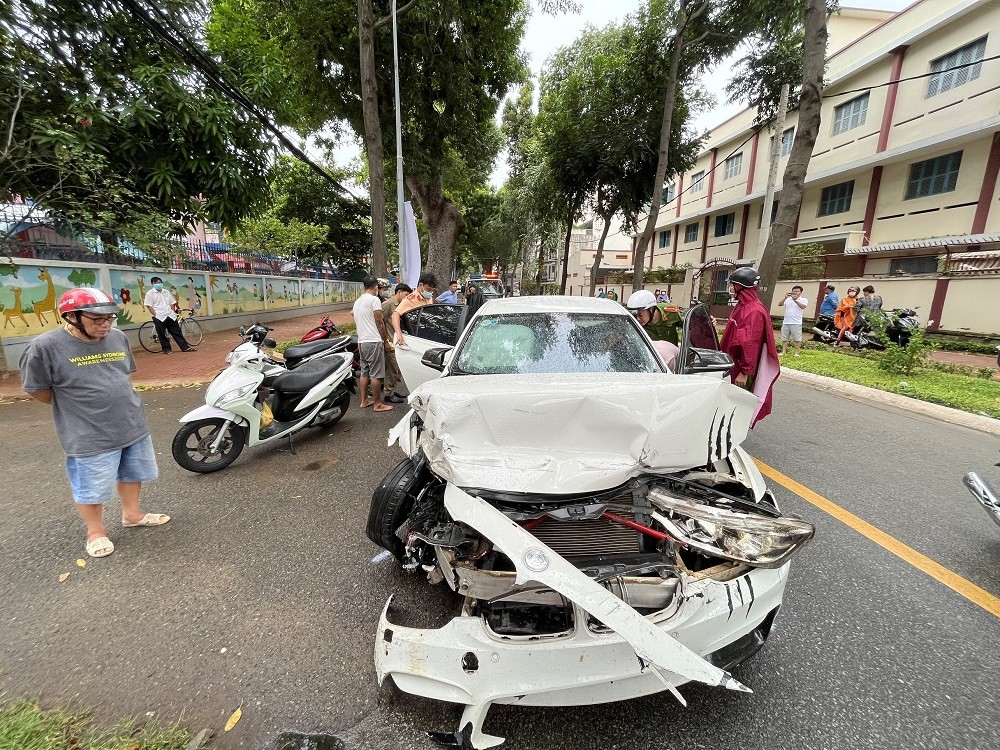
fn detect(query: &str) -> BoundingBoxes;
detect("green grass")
[0,700,199,750]
[782,345,1000,418]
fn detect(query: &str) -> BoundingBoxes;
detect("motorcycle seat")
[284,337,352,369]
[273,358,346,394]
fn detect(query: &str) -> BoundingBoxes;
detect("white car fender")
[177,404,250,427]
[442,484,751,695]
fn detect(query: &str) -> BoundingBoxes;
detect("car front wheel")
[367,457,427,560]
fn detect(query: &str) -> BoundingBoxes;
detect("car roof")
[474,295,629,317]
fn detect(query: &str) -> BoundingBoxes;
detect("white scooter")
[172,330,355,473]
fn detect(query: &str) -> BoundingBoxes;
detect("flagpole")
[392,0,406,285]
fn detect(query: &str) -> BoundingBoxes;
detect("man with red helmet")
[19,288,169,559]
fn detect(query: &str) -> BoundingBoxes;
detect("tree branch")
[3,80,25,159]
[374,0,419,31]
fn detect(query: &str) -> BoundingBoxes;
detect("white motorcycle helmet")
[626,289,658,317]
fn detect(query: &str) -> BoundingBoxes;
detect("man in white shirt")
[780,285,808,357]
[352,275,394,412]
[143,276,196,354]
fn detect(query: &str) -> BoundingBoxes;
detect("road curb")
[780,367,1000,437]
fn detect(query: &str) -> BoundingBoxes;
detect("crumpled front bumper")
[375,564,788,748]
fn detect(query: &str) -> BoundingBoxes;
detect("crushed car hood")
[407,372,758,494]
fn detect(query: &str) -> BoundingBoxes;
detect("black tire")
[181,316,204,346]
[366,457,427,560]
[138,320,160,353]
[172,418,247,473]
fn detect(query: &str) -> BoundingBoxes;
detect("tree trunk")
[405,175,465,287]
[358,0,388,276]
[588,209,613,296]
[558,212,573,295]
[755,0,828,309]
[535,237,546,291]
[631,1,699,291]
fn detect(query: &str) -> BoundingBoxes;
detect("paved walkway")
[0,309,355,401]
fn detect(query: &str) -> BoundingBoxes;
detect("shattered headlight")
[649,487,814,569]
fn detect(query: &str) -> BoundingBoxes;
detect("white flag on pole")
[403,201,421,288]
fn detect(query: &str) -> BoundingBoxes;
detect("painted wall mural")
[326,280,344,303]
[301,280,324,305]
[0,264,100,337]
[208,274,266,314]
[265,280,300,310]
[108,270,205,325]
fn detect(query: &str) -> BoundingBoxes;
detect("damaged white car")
[367,296,814,748]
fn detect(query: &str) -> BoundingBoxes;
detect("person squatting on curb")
[19,288,170,559]
[143,275,196,353]
[719,267,781,427]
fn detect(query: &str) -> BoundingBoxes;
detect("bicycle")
[138,308,205,353]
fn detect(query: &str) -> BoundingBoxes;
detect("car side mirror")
[683,347,734,375]
[421,347,452,371]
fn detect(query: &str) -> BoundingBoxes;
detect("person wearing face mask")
[391,272,438,348]
[143,276,196,354]
[834,286,860,347]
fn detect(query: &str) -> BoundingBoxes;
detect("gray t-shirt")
[19,327,150,457]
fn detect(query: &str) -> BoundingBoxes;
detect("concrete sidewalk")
[0,308,355,401]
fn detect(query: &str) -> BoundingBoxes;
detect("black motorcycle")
[812,307,920,350]
[811,312,884,350]
[884,307,921,348]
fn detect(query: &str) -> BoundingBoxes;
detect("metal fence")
[0,205,350,279]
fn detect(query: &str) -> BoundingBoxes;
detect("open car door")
[395,304,468,392]
[676,303,734,376]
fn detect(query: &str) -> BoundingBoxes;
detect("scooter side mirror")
[238,325,246,336]
[421,347,452,371]
[263,338,277,349]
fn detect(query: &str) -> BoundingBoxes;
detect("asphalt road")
[0,378,997,750]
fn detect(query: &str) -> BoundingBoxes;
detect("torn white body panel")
[407,373,759,494]
[376,555,787,749]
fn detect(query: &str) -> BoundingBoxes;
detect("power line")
[117,0,362,200]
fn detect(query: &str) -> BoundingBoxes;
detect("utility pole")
[757,84,790,261]
[391,0,406,284]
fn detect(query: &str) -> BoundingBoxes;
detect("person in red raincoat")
[719,267,781,426]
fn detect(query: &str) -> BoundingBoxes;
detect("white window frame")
[832,93,869,136]
[724,153,743,180]
[926,37,987,98]
[690,171,705,193]
[684,222,699,243]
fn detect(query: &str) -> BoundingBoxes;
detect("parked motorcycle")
[810,313,884,350]
[172,327,355,473]
[962,471,1000,528]
[812,307,921,350]
[885,307,921,348]
[299,315,360,374]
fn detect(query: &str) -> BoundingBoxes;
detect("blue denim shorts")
[65,435,160,505]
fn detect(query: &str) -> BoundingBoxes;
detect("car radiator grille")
[529,516,640,558]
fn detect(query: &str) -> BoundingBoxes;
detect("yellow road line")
[755,458,1000,618]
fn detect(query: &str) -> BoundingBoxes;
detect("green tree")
[631,0,806,290]
[208,0,528,285]
[1,0,273,239]
[737,0,829,307]
[269,157,372,274]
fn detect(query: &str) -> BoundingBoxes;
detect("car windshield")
[453,312,661,375]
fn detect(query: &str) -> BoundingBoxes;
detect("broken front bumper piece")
[374,485,788,749]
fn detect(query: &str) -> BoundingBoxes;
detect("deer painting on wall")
[3,287,28,329]
[34,269,57,325]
